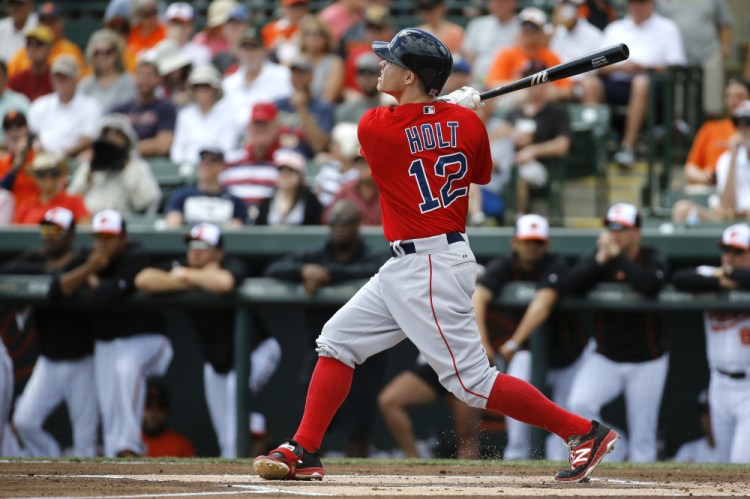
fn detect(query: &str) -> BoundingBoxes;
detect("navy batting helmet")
[372,28,453,97]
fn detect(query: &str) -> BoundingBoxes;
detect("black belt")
[717,368,746,380]
[390,233,464,257]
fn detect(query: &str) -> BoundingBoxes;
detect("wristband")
[504,339,520,352]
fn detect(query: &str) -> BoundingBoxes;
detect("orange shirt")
[7,39,86,77]
[485,45,571,89]
[12,189,89,225]
[143,429,196,458]
[127,24,167,56]
[261,19,299,49]
[0,151,38,208]
[686,119,735,172]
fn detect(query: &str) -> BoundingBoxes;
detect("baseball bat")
[478,43,630,101]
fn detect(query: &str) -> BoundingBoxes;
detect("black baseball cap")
[199,147,225,162]
[2,109,27,129]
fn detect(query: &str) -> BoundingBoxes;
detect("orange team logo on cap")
[530,222,538,229]
[41,2,55,14]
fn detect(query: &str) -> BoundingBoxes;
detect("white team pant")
[567,351,669,462]
[317,235,498,409]
[13,355,98,457]
[709,370,750,463]
[204,337,281,458]
[0,341,12,455]
[94,334,173,457]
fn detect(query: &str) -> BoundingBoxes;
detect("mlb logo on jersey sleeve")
[423,106,435,115]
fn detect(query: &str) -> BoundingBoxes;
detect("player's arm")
[501,287,558,363]
[179,265,236,293]
[613,249,669,296]
[671,267,722,293]
[726,268,750,289]
[472,284,495,360]
[565,252,601,294]
[134,267,191,293]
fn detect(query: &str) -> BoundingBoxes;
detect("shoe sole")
[555,430,619,483]
[253,457,291,480]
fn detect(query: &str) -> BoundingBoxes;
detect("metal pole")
[234,304,252,457]
[529,324,550,459]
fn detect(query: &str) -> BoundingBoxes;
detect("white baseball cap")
[184,222,223,248]
[92,209,125,235]
[42,207,74,230]
[273,148,306,173]
[165,2,193,22]
[519,7,548,29]
[515,214,549,241]
[604,203,641,230]
[720,223,750,251]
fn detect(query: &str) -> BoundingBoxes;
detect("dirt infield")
[0,460,748,497]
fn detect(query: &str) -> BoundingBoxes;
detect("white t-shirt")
[0,13,38,62]
[170,98,241,164]
[600,14,686,81]
[28,92,102,156]
[716,146,750,213]
[222,61,293,129]
[461,15,520,87]
[550,19,604,81]
[181,42,212,68]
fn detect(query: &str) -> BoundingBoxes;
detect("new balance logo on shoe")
[555,421,619,483]
[571,447,591,466]
[254,440,325,481]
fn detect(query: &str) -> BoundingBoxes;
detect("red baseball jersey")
[358,101,492,241]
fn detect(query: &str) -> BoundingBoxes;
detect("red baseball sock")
[487,372,591,441]
[293,356,353,452]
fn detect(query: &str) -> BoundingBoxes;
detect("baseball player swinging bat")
[479,43,630,101]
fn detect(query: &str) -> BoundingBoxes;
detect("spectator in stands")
[460,0,520,88]
[577,0,616,31]
[416,0,464,54]
[0,61,30,143]
[1,207,97,458]
[0,0,38,63]
[255,148,322,226]
[335,52,383,123]
[164,2,211,69]
[657,0,733,117]
[485,8,570,99]
[221,28,293,130]
[325,154,381,226]
[142,380,196,458]
[7,25,53,102]
[68,113,161,216]
[341,6,394,100]
[319,0,365,44]
[672,390,718,463]
[154,39,193,108]
[261,0,311,63]
[378,351,483,459]
[28,55,102,158]
[170,65,238,166]
[566,202,669,462]
[112,53,177,158]
[264,199,388,456]
[164,146,248,228]
[672,225,750,464]
[50,208,172,458]
[135,222,281,457]
[313,122,361,207]
[6,1,84,77]
[0,110,37,214]
[681,78,750,189]
[102,0,137,73]
[550,0,605,103]
[274,54,334,159]
[488,60,571,216]
[192,0,238,57]
[79,29,137,112]
[127,0,166,56]
[295,16,344,104]
[591,0,686,168]
[11,151,89,225]
[473,214,588,460]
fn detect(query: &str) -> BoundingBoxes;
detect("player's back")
[358,102,492,241]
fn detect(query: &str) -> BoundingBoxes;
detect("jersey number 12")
[408,152,468,213]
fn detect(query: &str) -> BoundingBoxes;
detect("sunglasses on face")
[2,122,25,131]
[93,47,115,57]
[40,224,65,236]
[93,232,119,241]
[328,216,358,227]
[139,8,158,17]
[733,117,750,128]
[26,39,46,48]
[33,168,62,178]
[720,246,747,255]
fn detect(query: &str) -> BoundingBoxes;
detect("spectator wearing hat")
[294,16,344,104]
[1,206,98,458]
[255,148,322,225]
[221,28,293,130]
[11,151,89,225]
[0,0,38,63]
[112,54,177,157]
[566,202,670,462]
[171,65,239,165]
[319,0,365,44]
[220,102,282,210]
[164,2,211,69]
[0,110,37,217]
[313,122,362,207]
[672,224,750,464]
[141,380,196,458]
[274,54,334,159]
[6,1,84,78]
[0,61,30,143]
[6,25,54,101]
[135,223,281,457]
[416,0,464,53]
[336,52,384,122]
[103,0,132,40]
[340,5,394,96]
[473,214,588,460]
[576,0,617,31]
[164,147,248,228]
[68,113,161,215]
[50,208,172,458]
[192,0,240,57]
[261,0,311,59]
[127,0,166,56]
[79,29,137,112]
[153,39,193,108]
[671,390,718,463]
[325,153,381,226]
[28,55,102,158]
[673,100,750,224]
[460,0,520,87]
